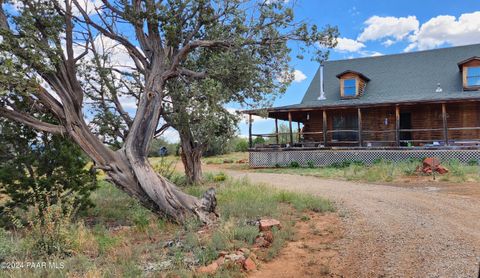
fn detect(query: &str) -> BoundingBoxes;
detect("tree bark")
[69,120,217,224]
[179,131,203,184]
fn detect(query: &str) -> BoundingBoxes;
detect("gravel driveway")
[213,168,480,278]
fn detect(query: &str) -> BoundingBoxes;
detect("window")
[343,79,357,97]
[467,67,480,87]
[332,113,358,141]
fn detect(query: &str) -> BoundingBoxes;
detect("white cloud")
[405,11,480,51]
[382,39,395,47]
[118,95,138,109]
[162,128,180,143]
[293,70,307,83]
[358,15,419,44]
[226,107,269,123]
[335,37,365,52]
[277,69,307,84]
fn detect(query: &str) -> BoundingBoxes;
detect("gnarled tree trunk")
[179,131,203,184]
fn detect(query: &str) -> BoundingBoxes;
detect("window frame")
[466,66,480,88]
[342,78,357,97]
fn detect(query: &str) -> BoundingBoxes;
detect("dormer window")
[466,67,480,87]
[458,57,480,90]
[343,79,357,97]
[336,70,370,98]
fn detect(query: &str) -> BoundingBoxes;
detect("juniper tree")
[0,0,337,223]
[0,101,96,227]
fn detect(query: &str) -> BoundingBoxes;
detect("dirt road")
[210,167,480,277]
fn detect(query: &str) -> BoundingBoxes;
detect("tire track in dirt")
[207,166,480,277]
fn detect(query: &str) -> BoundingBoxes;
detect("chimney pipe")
[317,63,326,100]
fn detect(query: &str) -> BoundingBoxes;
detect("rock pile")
[421,157,449,174]
[196,218,281,275]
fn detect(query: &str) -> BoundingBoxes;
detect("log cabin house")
[245,44,480,167]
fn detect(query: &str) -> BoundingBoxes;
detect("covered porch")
[246,100,480,150]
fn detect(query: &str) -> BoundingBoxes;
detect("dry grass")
[0,171,333,277]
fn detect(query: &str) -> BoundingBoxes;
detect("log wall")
[300,101,480,146]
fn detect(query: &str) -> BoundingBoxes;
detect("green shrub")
[0,228,15,261]
[0,118,97,227]
[24,196,77,258]
[306,161,315,168]
[204,172,227,183]
[275,191,335,213]
[232,137,249,152]
[232,225,258,245]
[218,179,279,219]
[131,203,151,232]
[153,157,177,181]
[467,159,479,166]
[290,161,300,168]
[196,245,218,266]
[253,136,265,145]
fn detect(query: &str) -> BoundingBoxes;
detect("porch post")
[288,112,294,145]
[395,105,400,146]
[297,122,301,142]
[358,108,363,147]
[442,103,449,146]
[248,113,253,148]
[275,118,279,144]
[323,110,328,147]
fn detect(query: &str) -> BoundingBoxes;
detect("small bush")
[218,178,279,219]
[275,191,335,213]
[153,157,177,181]
[0,228,15,261]
[24,196,77,258]
[234,138,249,152]
[467,159,479,166]
[290,161,300,168]
[131,203,151,232]
[233,225,258,245]
[307,161,315,168]
[204,172,227,183]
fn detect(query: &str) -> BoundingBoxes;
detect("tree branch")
[0,107,66,134]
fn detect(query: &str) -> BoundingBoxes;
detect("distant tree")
[148,137,177,157]
[253,136,266,145]
[266,123,298,144]
[0,0,337,223]
[231,137,249,152]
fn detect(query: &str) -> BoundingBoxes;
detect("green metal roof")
[270,43,480,112]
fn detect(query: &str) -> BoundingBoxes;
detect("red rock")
[215,256,225,266]
[436,165,449,174]
[263,231,274,243]
[218,251,229,257]
[422,166,432,174]
[423,157,440,168]
[243,257,257,271]
[259,219,281,231]
[197,262,218,274]
[254,236,270,248]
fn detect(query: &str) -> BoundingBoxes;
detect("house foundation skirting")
[249,149,480,168]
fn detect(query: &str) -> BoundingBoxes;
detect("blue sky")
[5,0,478,142]
[235,0,480,140]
